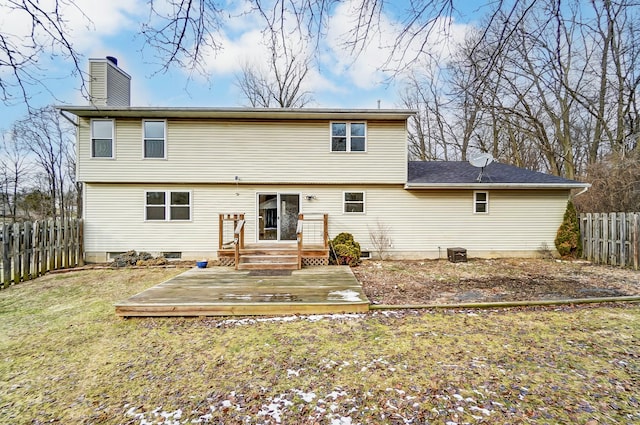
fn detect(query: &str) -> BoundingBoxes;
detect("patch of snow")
[330,417,353,425]
[293,389,316,403]
[327,290,362,302]
[326,390,347,400]
[470,406,492,416]
[287,368,303,377]
[217,313,365,327]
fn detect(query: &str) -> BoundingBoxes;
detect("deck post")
[239,213,245,249]
[297,213,304,269]
[323,214,329,249]
[218,214,224,250]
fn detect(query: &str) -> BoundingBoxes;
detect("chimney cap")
[106,56,118,66]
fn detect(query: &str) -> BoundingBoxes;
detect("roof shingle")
[407,161,587,188]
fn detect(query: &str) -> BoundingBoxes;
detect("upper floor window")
[145,191,191,221]
[91,119,114,158]
[331,122,366,152]
[344,191,365,213]
[143,120,166,159]
[474,191,489,214]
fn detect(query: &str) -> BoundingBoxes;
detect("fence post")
[78,219,85,267]
[2,224,11,287]
[12,223,21,284]
[585,213,593,261]
[633,213,639,271]
[23,221,32,281]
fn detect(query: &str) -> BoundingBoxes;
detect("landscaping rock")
[111,250,168,267]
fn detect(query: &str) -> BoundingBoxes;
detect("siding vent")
[162,252,182,259]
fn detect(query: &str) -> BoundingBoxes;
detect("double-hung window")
[331,122,366,152]
[474,191,489,214]
[145,191,191,221]
[91,119,114,158]
[143,120,166,158]
[344,191,365,213]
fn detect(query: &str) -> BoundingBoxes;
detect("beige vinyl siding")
[89,62,107,106]
[84,183,569,261]
[77,118,407,184]
[106,63,130,106]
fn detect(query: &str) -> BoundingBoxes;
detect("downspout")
[573,185,590,197]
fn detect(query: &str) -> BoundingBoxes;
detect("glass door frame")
[256,192,301,242]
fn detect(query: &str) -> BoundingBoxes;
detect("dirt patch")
[352,258,640,305]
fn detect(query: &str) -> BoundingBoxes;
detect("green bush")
[329,232,361,266]
[554,200,582,258]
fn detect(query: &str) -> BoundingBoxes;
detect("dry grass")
[0,267,639,424]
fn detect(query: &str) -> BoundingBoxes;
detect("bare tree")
[235,35,313,108]
[401,71,453,160]
[573,151,640,213]
[12,107,75,220]
[0,132,29,221]
[0,0,88,107]
[404,0,639,180]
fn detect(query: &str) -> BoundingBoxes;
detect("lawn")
[1,268,639,424]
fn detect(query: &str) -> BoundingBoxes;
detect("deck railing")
[296,213,329,269]
[234,218,245,270]
[218,213,246,270]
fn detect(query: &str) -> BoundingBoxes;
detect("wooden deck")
[114,266,370,317]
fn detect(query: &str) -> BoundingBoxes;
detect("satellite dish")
[469,153,494,168]
[469,153,494,182]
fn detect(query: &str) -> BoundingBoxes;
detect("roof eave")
[55,106,417,120]
[404,182,591,190]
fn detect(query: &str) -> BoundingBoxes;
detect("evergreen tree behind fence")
[0,219,84,288]
[579,213,640,270]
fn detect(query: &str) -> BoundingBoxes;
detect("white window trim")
[90,118,115,159]
[330,121,367,153]
[144,190,192,222]
[142,119,167,159]
[473,191,489,214]
[343,191,366,214]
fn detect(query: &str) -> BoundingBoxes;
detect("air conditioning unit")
[447,247,467,263]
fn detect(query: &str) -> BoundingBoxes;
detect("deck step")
[240,254,298,264]
[238,262,299,270]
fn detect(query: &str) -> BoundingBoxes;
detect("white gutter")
[56,105,417,121]
[404,182,591,190]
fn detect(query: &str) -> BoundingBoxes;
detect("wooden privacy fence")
[580,212,639,270]
[1,219,84,288]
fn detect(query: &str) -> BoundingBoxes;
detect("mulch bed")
[352,258,640,305]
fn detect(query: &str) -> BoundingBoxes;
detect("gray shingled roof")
[407,161,588,188]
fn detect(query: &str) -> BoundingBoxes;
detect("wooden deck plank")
[115,266,370,317]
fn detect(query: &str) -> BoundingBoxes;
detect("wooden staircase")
[236,245,299,270]
[218,213,330,270]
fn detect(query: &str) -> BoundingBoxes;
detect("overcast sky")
[0,0,487,131]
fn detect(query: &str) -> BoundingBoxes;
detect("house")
[59,57,588,265]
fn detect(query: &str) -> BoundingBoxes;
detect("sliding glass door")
[257,193,300,241]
